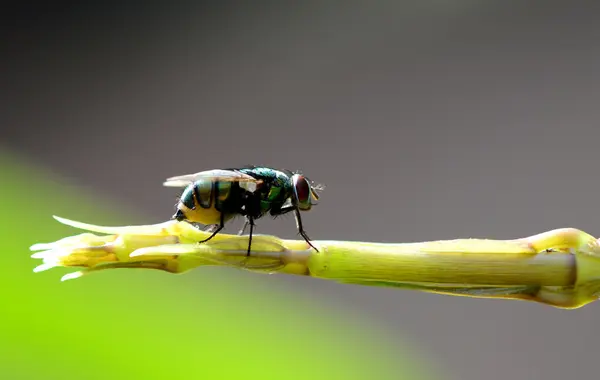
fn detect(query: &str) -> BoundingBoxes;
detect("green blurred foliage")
[0,150,434,380]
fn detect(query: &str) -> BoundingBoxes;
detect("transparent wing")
[163,169,263,188]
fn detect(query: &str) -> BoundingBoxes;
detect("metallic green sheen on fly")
[163,166,324,256]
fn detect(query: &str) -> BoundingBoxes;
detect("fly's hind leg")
[198,213,225,244]
[203,224,218,233]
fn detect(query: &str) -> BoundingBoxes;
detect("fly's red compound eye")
[292,174,312,210]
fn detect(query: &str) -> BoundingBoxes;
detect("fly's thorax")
[238,166,288,180]
[260,180,294,214]
[239,167,293,190]
[236,167,295,212]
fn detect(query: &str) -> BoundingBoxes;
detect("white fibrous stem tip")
[30,243,54,251]
[31,248,70,260]
[52,215,68,224]
[52,215,97,231]
[30,251,50,259]
[61,271,84,282]
[33,263,57,273]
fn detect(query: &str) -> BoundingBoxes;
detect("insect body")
[163,166,323,256]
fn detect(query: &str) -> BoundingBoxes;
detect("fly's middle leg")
[246,217,255,257]
[238,218,249,236]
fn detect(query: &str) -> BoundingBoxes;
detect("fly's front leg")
[271,205,319,252]
[293,208,318,252]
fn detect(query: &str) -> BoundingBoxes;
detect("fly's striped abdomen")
[214,181,233,211]
[176,179,238,225]
[190,179,235,210]
[193,179,213,209]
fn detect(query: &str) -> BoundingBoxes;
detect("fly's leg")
[246,217,255,257]
[293,208,318,252]
[271,205,318,252]
[198,213,225,243]
[235,217,256,269]
[240,193,260,257]
[204,224,218,233]
[238,219,249,236]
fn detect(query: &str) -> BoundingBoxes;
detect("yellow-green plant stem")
[31,216,600,309]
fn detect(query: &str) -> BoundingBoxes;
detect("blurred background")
[3,1,600,379]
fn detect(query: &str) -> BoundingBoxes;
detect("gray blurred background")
[4,1,600,379]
